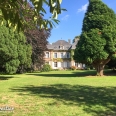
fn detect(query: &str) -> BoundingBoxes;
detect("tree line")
[0,2,52,74]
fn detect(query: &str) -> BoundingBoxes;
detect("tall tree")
[25,28,50,71]
[0,0,64,31]
[23,5,51,71]
[0,24,32,74]
[74,0,116,76]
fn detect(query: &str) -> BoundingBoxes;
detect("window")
[59,46,64,49]
[61,53,63,58]
[64,62,67,67]
[83,64,85,68]
[54,53,57,58]
[46,52,49,58]
[75,63,78,67]
[61,62,64,67]
[54,62,57,67]
[78,63,81,67]
[67,52,70,58]
[67,62,70,67]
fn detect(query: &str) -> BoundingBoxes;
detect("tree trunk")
[93,58,111,76]
[95,65,105,76]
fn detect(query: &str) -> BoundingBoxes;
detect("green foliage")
[25,28,51,71]
[0,25,32,74]
[70,50,74,60]
[74,0,116,75]
[41,64,52,72]
[5,60,20,74]
[0,0,65,31]
[107,59,116,70]
[53,58,71,62]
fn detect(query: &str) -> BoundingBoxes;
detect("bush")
[41,64,52,72]
[71,66,76,70]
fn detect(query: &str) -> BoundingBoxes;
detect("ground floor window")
[60,62,70,68]
[83,64,85,68]
[61,62,64,67]
[75,63,81,67]
[78,63,81,67]
[46,52,49,58]
[64,62,68,67]
[54,62,57,67]
[67,62,70,67]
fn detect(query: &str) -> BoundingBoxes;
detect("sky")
[45,0,116,44]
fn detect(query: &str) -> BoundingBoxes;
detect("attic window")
[59,46,64,49]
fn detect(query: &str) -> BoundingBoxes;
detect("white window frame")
[54,53,57,58]
[67,52,70,58]
[61,62,64,68]
[61,53,63,58]
[46,52,49,58]
[54,62,57,67]
[67,62,70,67]
[59,46,64,49]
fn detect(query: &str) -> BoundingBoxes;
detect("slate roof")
[47,40,78,50]
[47,43,53,49]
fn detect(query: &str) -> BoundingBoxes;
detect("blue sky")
[46,0,116,44]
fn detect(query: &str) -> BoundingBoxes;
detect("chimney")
[68,39,71,44]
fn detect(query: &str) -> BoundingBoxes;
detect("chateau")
[44,39,85,69]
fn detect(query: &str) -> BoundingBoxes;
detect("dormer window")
[59,46,64,49]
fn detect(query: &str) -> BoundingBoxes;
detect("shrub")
[41,64,52,72]
[71,66,76,70]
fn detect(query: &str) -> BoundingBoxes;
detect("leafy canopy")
[0,0,65,31]
[74,0,116,66]
[0,25,32,74]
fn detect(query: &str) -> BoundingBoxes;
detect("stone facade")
[44,40,85,69]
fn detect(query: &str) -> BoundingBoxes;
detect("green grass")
[0,70,116,116]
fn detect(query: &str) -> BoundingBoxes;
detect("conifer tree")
[74,0,116,76]
[0,25,32,74]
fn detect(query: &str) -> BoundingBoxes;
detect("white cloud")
[77,3,88,13]
[61,15,69,21]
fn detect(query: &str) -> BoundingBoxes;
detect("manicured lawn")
[0,70,116,116]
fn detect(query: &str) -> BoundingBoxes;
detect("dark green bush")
[41,64,52,72]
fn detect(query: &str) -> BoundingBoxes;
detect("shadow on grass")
[26,70,116,77]
[0,76,14,80]
[104,70,116,76]
[27,70,96,77]
[11,84,116,116]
